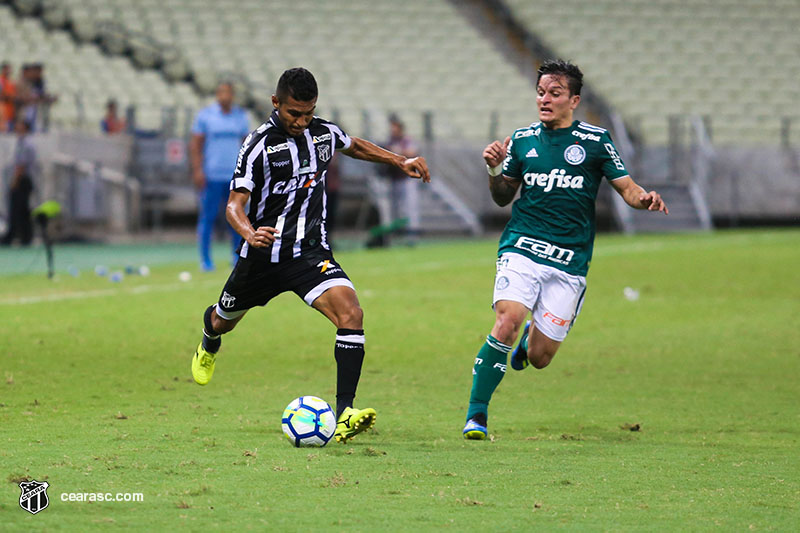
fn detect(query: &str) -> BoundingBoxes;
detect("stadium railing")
[51,152,141,236]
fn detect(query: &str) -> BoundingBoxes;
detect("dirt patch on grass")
[363,447,386,456]
[8,473,31,484]
[327,472,347,487]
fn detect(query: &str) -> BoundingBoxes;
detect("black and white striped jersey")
[230,110,352,262]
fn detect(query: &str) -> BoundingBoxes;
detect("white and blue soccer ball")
[281,396,336,447]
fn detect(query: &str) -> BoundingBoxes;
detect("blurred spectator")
[1,119,36,246]
[190,81,250,271]
[383,113,420,242]
[101,99,127,134]
[16,63,57,132]
[0,62,16,132]
[16,65,37,129]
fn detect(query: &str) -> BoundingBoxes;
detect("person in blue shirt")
[190,81,251,271]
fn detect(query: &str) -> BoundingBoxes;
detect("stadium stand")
[5,0,797,146]
[0,3,203,133]
[48,0,546,142]
[503,0,800,146]
[1,0,795,238]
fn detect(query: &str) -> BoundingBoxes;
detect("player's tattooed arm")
[483,136,521,206]
[341,137,431,182]
[226,189,280,248]
[610,176,669,214]
[488,175,521,207]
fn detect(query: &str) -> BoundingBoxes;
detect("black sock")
[334,328,365,418]
[470,412,487,427]
[202,305,222,353]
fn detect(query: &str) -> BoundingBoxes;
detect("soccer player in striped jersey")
[192,68,430,443]
[463,60,668,440]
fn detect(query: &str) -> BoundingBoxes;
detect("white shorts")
[493,252,587,342]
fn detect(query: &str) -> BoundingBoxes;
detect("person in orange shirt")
[100,99,126,134]
[0,62,17,132]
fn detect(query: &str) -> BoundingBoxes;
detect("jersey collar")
[541,119,579,135]
[269,109,293,136]
[212,101,236,115]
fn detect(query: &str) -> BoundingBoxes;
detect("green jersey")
[498,120,629,277]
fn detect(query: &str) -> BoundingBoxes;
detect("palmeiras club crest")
[19,480,50,515]
[564,144,586,165]
[317,143,331,163]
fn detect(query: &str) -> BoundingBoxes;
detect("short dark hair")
[276,68,318,103]
[537,59,583,96]
[388,113,404,128]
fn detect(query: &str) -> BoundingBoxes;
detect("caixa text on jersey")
[272,172,321,194]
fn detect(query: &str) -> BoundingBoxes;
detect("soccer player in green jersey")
[463,59,668,439]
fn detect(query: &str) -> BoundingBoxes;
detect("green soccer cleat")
[192,343,217,385]
[334,406,377,443]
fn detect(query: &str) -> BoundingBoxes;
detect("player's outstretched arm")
[189,133,206,189]
[341,137,430,182]
[610,176,669,214]
[226,189,280,248]
[484,136,521,207]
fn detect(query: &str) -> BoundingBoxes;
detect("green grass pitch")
[1,229,799,530]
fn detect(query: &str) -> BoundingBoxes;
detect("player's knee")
[528,347,556,369]
[338,304,363,329]
[492,315,521,346]
[212,316,236,334]
[529,354,552,369]
[210,309,240,334]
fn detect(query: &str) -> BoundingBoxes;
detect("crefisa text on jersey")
[572,130,601,142]
[514,127,541,139]
[523,168,584,192]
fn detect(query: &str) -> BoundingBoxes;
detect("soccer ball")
[281,396,336,447]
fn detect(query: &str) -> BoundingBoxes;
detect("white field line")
[376,231,795,276]
[2,232,792,306]
[0,279,220,306]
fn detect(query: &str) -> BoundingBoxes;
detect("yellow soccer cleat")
[191,343,217,385]
[334,406,377,443]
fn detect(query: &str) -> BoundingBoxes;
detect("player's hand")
[483,136,511,168]
[640,190,669,215]
[400,156,431,183]
[247,226,280,248]
[191,168,206,190]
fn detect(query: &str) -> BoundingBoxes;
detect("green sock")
[467,335,511,422]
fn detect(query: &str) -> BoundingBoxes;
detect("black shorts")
[215,251,353,319]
